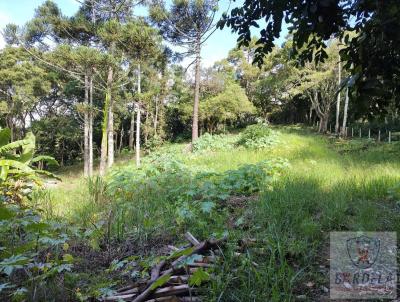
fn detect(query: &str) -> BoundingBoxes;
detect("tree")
[219,0,400,109]
[0,47,51,141]
[150,0,218,143]
[201,81,255,133]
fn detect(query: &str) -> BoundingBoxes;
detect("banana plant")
[0,128,59,183]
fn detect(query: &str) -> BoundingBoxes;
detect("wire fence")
[313,121,400,143]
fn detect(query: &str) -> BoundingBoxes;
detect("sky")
[0,0,287,67]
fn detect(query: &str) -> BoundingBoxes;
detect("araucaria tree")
[150,0,218,143]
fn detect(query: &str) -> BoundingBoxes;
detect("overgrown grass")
[36,126,400,301]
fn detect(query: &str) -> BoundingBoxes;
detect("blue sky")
[0,0,287,67]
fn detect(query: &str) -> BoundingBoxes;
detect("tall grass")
[35,126,400,301]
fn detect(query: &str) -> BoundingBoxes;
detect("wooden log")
[103,293,136,301]
[150,260,166,285]
[168,245,180,252]
[118,287,139,296]
[151,284,191,298]
[168,275,190,284]
[145,296,203,302]
[184,232,200,246]
[132,237,226,302]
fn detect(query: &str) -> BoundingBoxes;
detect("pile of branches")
[102,232,226,302]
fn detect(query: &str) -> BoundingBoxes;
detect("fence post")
[329,124,332,133]
[351,128,354,137]
[368,129,371,139]
[359,128,361,138]
[389,131,391,143]
[378,130,381,142]
[346,127,348,137]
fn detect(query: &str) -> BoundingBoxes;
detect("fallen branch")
[184,232,200,246]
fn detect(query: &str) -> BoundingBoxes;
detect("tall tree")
[150,0,218,143]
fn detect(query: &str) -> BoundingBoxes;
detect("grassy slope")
[204,127,400,301]
[46,126,400,301]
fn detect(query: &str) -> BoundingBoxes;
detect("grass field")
[36,126,400,301]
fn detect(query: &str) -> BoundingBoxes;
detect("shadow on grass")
[210,174,400,302]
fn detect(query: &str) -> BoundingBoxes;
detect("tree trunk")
[107,65,114,169]
[119,127,124,153]
[341,88,349,136]
[136,63,141,166]
[129,111,135,150]
[136,105,141,167]
[144,110,149,144]
[191,34,201,144]
[335,61,341,134]
[321,113,329,133]
[89,75,94,177]
[154,96,158,136]
[84,74,90,177]
[99,90,110,176]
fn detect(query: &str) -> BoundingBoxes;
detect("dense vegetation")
[1,0,400,301]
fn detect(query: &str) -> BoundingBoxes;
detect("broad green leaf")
[0,206,14,220]
[19,132,35,163]
[150,273,171,290]
[31,155,59,166]
[0,139,31,155]
[167,246,194,260]
[0,165,9,180]
[0,128,11,147]
[0,160,33,173]
[25,222,49,232]
[62,254,74,263]
[35,170,61,181]
[189,268,210,286]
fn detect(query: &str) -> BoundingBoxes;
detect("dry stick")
[185,232,200,246]
[132,238,226,302]
[167,245,180,252]
[378,130,381,142]
[389,131,391,143]
[368,129,371,139]
[146,296,203,302]
[151,284,191,298]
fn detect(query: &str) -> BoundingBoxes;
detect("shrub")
[237,123,277,149]
[192,133,237,153]
[144,135,164,152]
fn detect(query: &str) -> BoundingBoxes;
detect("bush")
[192,133,238,153]
[237,123,277,149]
[144,135,164,152]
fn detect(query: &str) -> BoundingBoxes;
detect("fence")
[314,121,399,143]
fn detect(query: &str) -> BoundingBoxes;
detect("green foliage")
[237,123,278,149]
[0,128,66,301]
[144,135,164,152]
[192,133,238,153]
[200,82,255,132]
[189,268,210,286]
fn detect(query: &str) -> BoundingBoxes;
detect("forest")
[0,0,399,301]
